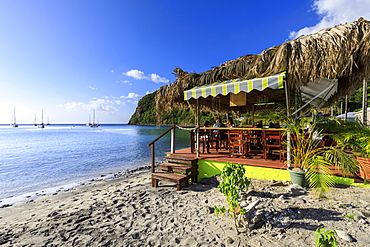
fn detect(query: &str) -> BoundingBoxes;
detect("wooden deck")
[167,146,365,184]
[169,147,288,170]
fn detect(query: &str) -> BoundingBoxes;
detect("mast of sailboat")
[13,106,16,125]
[93,109,95,125]
[11,106,18,127]
[38,109,45,128]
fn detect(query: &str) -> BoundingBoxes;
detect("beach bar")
[151,18,370,189]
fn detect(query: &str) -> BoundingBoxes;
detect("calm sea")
[0,124,190,206]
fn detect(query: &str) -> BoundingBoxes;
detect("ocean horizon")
[0,124,190,206]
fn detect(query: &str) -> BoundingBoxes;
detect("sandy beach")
[1,168,370,246]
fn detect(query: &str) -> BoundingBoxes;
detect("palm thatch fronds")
[156,18,370,121]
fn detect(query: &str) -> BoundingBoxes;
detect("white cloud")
[114,100,124,105]
[57,97,124,112]
[88,86,97,90]
[120,92,142,99]
[289,0,370,39]
[123,69,169,83]
[149,73,169,83]
[124,69,149,80]
[116,80,132,85]
[127,99,139,105]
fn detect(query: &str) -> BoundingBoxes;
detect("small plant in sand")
[214,162,251,232]
[314,228,338,247]
[345,214,355,220]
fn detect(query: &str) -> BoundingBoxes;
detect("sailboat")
[90,109,99,128]
[86,114,92,126]
[38,109,45,128]
[33,115,37,126]
[10,106,18,127]
[46,117,50,125]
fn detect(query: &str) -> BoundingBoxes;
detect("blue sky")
[1,0,369,124]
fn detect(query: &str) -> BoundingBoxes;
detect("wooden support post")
[345,95,348,121]
[363,78,368,126]
[171,125,176,154]
[151,144,155,173]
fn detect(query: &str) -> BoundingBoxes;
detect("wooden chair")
[199,129,211,154]
[249,130,263,149]
[208,129,220,153]
[263,130,282,160]
[190,129,208,154]
[242,131,251,156]
[227,130,248,158]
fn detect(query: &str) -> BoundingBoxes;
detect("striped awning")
[184,72,285,100]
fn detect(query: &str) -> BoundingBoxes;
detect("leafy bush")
[314,228,338,247]
[214,162,251,232]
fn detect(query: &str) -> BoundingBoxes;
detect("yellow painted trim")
[278,75,284,88]
[222,84,227,95]
[262,78,268,90]
[192,89,197,99]
[211,86,216,96]
[235,82,240,94]
[247,80,253,92]
[202,88,206,98]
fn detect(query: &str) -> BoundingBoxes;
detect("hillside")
[128,91,197,125]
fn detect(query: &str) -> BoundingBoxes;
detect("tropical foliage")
[284,118,359,196]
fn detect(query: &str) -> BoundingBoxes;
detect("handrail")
[147,126,174,146]
[147,125,176,173]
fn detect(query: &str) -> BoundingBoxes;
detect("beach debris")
[336,230,355,242]
[292,197,305,204]
[287,184,306,196]
[47,211,59,217]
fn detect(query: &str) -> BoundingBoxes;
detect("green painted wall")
[196,159,370,188]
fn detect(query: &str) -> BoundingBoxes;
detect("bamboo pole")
[362,79,368,125]
[344,95,348,121]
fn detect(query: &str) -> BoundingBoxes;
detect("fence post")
[151,144,155,173]
[171,125,176,154]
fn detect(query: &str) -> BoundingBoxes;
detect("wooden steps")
[151,155,198,191]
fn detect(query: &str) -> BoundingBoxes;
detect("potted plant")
[283,118,359,196]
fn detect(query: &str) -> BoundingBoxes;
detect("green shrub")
[214,162,251,232]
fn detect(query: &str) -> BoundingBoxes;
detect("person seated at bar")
[213,118,227,148]
[213,118,225,128]
[226,117,235,128]
[203,120,210,127]
[268,120,277,128]
[254,120,263,128]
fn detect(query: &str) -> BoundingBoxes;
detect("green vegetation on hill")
[128,91,217,125]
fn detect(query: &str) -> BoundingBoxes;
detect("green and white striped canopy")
[184,72,285,100]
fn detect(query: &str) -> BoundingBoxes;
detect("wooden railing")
[147,125,176,173]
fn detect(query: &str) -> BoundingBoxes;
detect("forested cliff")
[128,91,197,125]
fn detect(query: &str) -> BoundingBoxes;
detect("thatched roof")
[156,17,370,121]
